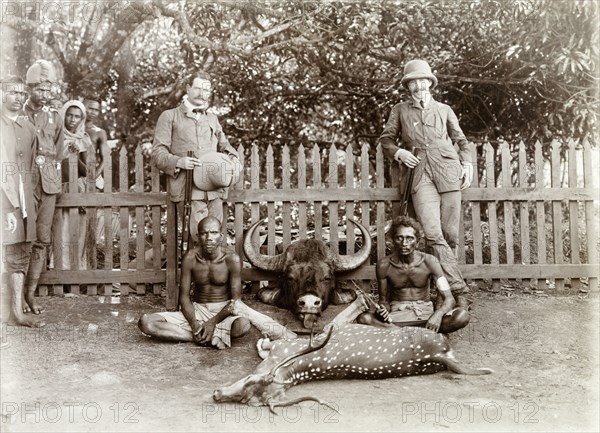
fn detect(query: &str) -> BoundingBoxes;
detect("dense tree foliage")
[2,0,597,155]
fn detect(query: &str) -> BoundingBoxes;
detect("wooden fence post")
[39,140,599,298]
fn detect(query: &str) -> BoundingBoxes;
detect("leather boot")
[23,246,47,314]
[454,294,473,311]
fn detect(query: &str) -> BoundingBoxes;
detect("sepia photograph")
[0,0,598,431]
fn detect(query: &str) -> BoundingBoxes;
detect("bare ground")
[1,287,598,433]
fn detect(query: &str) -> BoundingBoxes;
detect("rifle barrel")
[180,151,194,259]
[400,165,415,216]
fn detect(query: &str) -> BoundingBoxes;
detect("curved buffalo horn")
[270,325,334,380]
[243,218,286,272]
[330,219,372,272]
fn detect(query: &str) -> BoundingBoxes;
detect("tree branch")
[142,84,176,99]
[86,3,153,72]
[152,0,249,56]
[232,20,295,45]
[436,73,530,86]
[0,20,64,65]
[153,0,330,57]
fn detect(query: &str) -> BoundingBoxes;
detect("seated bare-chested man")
[357,216,469,334]
[138,216,295,349]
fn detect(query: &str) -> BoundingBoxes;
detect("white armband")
[436,276,451,292]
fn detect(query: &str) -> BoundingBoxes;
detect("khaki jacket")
[380,99,472,193]
[1,112,38,244]
[24,102,65,195]
[151,103,239,202]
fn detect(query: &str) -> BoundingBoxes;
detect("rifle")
[351,281,392,323]
[399,164,415,216]
[180,150,194,261]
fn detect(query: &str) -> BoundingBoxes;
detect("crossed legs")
[412,181,473,309]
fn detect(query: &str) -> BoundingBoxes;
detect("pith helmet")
[192,151,242,191]
[26,60,57,85]
[401,59,438,89]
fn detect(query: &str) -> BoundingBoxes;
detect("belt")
[414,145,441,152]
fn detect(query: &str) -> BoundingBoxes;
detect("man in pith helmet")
[379,59,474,317]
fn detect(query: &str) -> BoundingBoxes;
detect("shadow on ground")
[1,288,598,432]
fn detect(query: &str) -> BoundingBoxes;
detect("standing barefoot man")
[1,75,44,327]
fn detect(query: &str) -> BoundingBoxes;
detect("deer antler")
[271,396,340,415]
[269,325,334,380]
[270,324,321,385]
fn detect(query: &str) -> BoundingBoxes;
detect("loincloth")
[156,300,239,347]
[388,300,434,322]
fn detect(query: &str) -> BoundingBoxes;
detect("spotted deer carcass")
[213,324,492,412]
[244,219,372,329]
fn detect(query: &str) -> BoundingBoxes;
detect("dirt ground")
[1,286,598,433]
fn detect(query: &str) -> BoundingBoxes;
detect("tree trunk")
[115,35,136,139]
